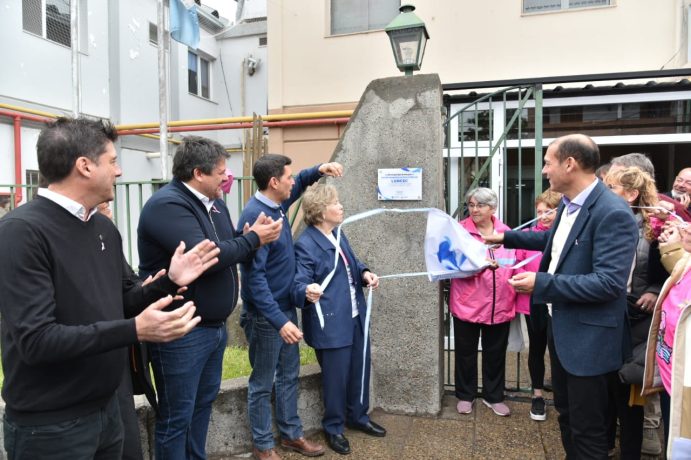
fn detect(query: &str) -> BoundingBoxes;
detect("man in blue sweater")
[138,137,282,460]
[238,154,342,460]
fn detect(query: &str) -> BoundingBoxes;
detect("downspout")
[13,116,22,206]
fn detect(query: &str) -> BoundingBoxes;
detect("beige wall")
[269,0,688,110]
[267,0,690,159]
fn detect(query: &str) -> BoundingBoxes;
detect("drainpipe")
[13,116,22,206]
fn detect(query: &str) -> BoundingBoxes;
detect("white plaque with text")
[377,168,422,201]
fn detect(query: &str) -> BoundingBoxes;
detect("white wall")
[216,32,268,146]
[0,0,110,117]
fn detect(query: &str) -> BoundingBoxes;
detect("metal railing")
[441,84,545,393]
[0,177,307,270]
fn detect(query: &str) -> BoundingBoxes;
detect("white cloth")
[325,232,359,318]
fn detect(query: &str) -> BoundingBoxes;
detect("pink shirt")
[656,269,691,393]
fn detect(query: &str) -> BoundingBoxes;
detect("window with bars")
[523,0,611,14]
[22,0,72,47]
[188,51,211,100]
[330,0,400,35]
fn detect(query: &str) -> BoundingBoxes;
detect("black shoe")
[530,397,547,421]
[347,420,386,437]
[326,433,351,455]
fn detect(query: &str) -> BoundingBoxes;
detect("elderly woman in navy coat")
[292,184,385,455]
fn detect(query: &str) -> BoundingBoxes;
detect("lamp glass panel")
[389,28,422,67]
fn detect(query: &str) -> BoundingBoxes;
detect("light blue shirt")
[562,177,599,215]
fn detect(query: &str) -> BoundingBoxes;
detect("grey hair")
[465,187,498,209]
[611,153,655,177]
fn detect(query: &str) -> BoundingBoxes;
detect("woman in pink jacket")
[450,187,517,417]
[514,189,561,422]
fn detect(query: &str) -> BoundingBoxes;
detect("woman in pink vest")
[449,187,517,417]
[514,189,562,422]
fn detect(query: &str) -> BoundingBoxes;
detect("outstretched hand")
[482,233,504,245]
[135,296,201,342]
[508,272,536,294]
[319,162,344,177]
[168,240,220,287]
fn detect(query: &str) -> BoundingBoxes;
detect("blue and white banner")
[170,0,200,49]
[424,209,489,281]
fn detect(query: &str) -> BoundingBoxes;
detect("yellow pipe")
[115,110,353,130]
[140,134,181,144]
[0,103,59,118]
[0,102,353,134]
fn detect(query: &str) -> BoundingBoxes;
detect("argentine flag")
[170,0,200,50]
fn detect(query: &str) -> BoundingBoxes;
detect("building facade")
[267,0,691,218]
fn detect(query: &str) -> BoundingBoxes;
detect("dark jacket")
[292,227,368,349]
[503,181,638,377]
[138,178,259,322]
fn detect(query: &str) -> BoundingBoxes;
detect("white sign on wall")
[377,168,422,201]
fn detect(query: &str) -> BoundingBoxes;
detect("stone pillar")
[327,74,444,415]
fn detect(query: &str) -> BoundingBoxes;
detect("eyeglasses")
[467,202,490,210]
[606,183,625,190]
[674,177,691,187]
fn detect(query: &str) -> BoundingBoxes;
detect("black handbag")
[129,342,159,415]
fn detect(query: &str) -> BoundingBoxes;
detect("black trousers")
[525,312,548,390]
[117,371,144,460]
[453,317,510,403]
[606,379,643,460]
[549,323,612,460]
[3,393,123,460]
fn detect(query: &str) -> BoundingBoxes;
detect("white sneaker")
[482,399,510,416]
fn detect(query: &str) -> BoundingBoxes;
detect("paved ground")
[221,348,665,460]
[221,393,665,460]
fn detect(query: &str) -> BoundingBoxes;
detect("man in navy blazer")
[486,134,638,459]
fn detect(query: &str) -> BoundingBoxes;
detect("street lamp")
[385,4,429,76]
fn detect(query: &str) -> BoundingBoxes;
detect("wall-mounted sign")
[377,168,422,200]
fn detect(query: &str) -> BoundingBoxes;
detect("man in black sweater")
[0,117,220,459]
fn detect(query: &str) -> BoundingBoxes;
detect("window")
[25,170,40,201]
[523,0,611,14]
[188,51,211,99]
[22,0,72,47]
[258,36,267,47]
[149,22,158,45]
[330,0,400,35]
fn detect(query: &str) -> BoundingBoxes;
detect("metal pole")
[157,0,169,180]
[534,84,543,196]
[70,0,80,117]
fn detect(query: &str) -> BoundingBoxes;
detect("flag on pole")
[424,209,489,281]
[170,0,200,49]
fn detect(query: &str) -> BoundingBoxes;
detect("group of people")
[3,117,691,460]
[0,117,385,460]
[454,133,691,459]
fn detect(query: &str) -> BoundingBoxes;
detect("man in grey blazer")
[486,134,638,459]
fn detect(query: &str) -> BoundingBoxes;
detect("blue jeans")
[149,325,227,460]
[3,393,123,460]
[241,309,303,450]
